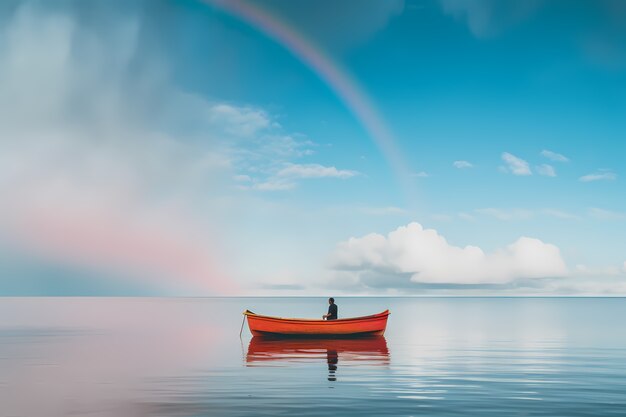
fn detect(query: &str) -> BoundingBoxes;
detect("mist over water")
[2,297,626,416]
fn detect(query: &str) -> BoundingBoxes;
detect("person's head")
[329,297,335,305]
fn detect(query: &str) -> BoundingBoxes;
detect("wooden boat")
[243,309,390,337]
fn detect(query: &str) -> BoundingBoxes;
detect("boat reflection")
[246,336,389,381]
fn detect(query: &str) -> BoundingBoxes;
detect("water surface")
[1,297,626,416]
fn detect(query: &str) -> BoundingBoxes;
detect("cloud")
[239,163,358,191]
[259,0,405,51]
[206,104,361,192]
[439,0,544,38]
[588,208,626,220]
[542,209,580,220]
[581,17,626,71]
[360,206,408,216]
[251,180,296,191]
[579,170,617,182]
[536,163,556,177]
[209,104,316,167]
[276,163,358,179]
[623,262,626,274]
[458,212,476,221]
[0,3,238,295]
[501,152,532,175]
[541,149,569,162]
[477,208,580,221]
[207,104,271,137]
[453,160,473,169]
[475,208,533,221]
[331,222,567,286]
[413,171,430,178]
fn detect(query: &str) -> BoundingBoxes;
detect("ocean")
[1,297,626,416]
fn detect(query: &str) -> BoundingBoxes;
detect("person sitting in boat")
[323,298,338,320]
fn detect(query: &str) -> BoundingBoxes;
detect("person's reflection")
[326,349,338,381]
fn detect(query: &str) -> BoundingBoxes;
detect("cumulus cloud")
[453,160,473,169]
[541,149,569,162]
[579,170,617,182]
[331,222,567,286]
[536,163,556,177]
[501,152,532,175]
[413,171,430,178]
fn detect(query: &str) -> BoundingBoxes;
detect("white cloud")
[331,222,567,285]
[501,152,532,175]
[458,212,476,221]
[579,171,617,182]
[360,206,407,216]
[237,163,358,192]
[453,160,473,169]
[252,180,296,191]
[413,171,430,178]
[536,163,556,177]
[588,207,626,220]
[475,208,533,221]
[541,149,569,162]
[542,209,580,220]
[276,163,358,179]
[207,104,271,137]
[623,262,626,273]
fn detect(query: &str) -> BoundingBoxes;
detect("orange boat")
[243,309,390,337]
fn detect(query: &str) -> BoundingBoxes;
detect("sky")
[0,0,625,296]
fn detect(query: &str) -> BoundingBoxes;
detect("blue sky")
[0,0,624,295]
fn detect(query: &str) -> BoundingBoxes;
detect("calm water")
[1,297,626,416]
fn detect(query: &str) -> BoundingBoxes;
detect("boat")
[243,309,390,337]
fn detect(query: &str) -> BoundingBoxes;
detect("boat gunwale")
[243,309,389,324]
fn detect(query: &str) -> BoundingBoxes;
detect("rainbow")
[206,0,414,201]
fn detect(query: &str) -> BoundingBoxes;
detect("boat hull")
[244,310,389,337]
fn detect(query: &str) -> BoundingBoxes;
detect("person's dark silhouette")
[322,297,338,320]
[327,349,338,381]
